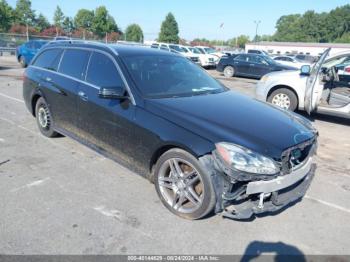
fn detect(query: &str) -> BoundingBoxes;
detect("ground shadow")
[240,241,306,262]
[297,110,350,126]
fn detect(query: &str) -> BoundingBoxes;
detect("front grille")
[208,58,214,62]
[280,138,317,174]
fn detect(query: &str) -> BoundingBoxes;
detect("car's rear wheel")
[268,88,298,111]
[223,66,235,78]
[19,56,27,68]
[35,97,58,137]
[154,148,216,220]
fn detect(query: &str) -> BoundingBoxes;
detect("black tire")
[35,97,58,137]
[223,65,235,78]
[154,148,216,220]
[267,88,298,111]
[19,56,27,68]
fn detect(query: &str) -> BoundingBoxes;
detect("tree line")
[0,0,145,42]
[1,1,349,46]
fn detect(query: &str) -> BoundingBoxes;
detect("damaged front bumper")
[223,159,316,219]
[200,147,316,220]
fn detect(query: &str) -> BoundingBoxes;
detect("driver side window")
[86,52,124,89]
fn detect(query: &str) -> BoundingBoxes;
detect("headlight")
[215,142,279,175]
[260,75,269,82]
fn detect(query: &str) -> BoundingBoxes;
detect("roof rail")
[46,39,120,55]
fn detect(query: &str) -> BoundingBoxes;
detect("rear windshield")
[123,55,227,98]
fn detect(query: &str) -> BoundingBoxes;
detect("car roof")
[45,40,177,57]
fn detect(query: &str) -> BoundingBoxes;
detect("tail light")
[345,67,350,73]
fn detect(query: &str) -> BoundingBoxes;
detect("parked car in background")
[23,41,318,220]
[294,54,318,64]
[150,43,200,64]
[16,40,48,67]
[181,46,217,68]
[194,46,224,64]
[273,55,310,69]
[217,53,298,79]
[247,49,270,56]
[256,48,350,118]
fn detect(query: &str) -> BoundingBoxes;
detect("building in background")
[246,42,350,56]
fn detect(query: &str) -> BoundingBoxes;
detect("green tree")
[62,17,74,34]
[125,23,143,42]
[236,35,250,48]
[34,13,50,32]
[53,5,64,29]
[158,12,179,43]
[334,32,350,43]
[91,6,118,38]
[74,9,94,30]
[14,0,35,26]
[0,0,14,32]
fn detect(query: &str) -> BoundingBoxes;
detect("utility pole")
[254,20,261,45]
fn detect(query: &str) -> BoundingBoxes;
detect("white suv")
[181,46,217,68]
[195,46,224,65]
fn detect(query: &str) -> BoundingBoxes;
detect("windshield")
[189,47,201,54]
[169,45,184,53]
[123,55,227,98]
[323,55,350,69]
[263,55,276,65]
[204,48,216,54]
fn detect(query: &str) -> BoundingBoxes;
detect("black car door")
[49,48,91,134]
[247,55,270,78]
[234,54,250,75]
[77,51,137,166]
[30,48,79,132]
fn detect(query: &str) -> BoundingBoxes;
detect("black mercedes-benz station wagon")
[23,41,318,220]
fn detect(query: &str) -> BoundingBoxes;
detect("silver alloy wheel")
[158,158,204,214]
[224,66,234,77]
[271,93,291,110]
[38,106,50,129]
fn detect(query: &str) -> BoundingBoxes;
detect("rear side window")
[86,52,124,88]
[59,49,91,80]
[236,54,248,62]
[33,49,63,71]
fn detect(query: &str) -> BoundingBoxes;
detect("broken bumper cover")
[222,158,316,220]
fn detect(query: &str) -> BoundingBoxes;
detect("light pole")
[254,20,261,44]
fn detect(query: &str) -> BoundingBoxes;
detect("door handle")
[78,91,88,101]
[249,64,255,66]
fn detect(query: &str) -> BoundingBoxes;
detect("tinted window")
[86,52,124,88]
[59,49,90,80]
[33,48,63,71]
[236,54,249,62]
[248,55,267,65]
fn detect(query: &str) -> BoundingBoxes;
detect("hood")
[273,63,298,71]
[265,69,302,79]
[144,91,316,159]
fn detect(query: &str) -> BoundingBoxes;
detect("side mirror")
[300,65,311,75]
[98,86,128,99]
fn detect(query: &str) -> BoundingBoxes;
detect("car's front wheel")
[154,148,216,220]
[35,97,58,137]
[268,88,298,111]
[223,66,235,78]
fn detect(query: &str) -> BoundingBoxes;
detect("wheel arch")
[267,85,299,107]
[149,143,208,175]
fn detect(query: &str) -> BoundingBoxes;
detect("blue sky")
[7,0,350,40]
